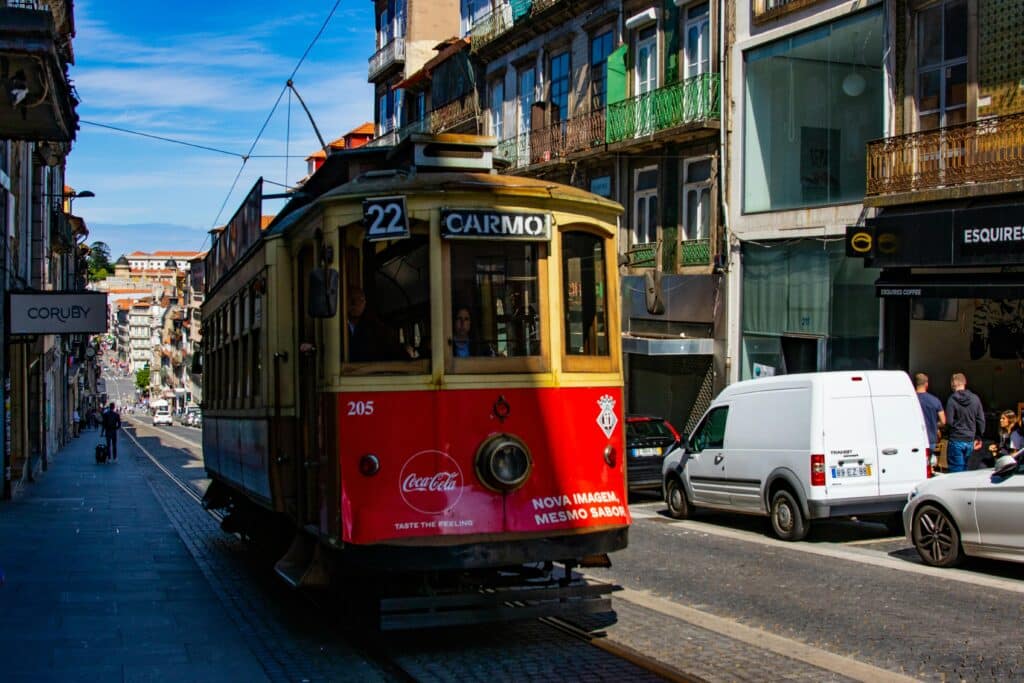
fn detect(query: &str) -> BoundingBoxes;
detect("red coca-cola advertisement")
[338,386,630,544]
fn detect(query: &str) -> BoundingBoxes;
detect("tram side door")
[297,246,326,533]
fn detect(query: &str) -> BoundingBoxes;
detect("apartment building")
[725,0,885,383]
[369,0,462,143]
[848,0,1024,416]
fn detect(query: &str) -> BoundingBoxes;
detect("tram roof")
[318,170,623,214]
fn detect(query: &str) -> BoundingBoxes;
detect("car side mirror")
[994,454,1019,478]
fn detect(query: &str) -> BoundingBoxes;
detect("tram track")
[122,419,688,682]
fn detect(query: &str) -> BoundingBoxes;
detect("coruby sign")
[10,292,108,334]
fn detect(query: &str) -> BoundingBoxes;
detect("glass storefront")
[743,8,883,212]
[741,240,879,379]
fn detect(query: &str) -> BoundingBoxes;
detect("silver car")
[903,455,1024,567]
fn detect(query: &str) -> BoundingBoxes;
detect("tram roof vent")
[407,134,496,173]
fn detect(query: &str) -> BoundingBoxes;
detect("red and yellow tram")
[200,135,629,626]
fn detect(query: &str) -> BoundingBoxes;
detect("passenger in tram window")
[452,307,494,357]
[346,286,389,362]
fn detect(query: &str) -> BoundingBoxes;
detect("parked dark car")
[625,415,681,491]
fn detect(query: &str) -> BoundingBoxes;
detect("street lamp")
[67,190,95,214]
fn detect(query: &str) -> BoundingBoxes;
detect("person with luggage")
[945,373,985,473]
[101,402,121,462]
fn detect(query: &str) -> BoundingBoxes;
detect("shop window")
[743,9,883,212]
[343,230,430,373]
[740,240,879,378]
[448,240,544,370]
[590,29,614,108]
[562,230,610,359]
[916,0,967,131]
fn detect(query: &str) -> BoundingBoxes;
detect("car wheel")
[912,504,962,567]
[770,489,808,541]
[665,477,691,520]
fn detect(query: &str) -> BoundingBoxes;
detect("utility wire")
[80,120,309,159]
[207,0,344,231]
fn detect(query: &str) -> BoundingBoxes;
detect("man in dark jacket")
[101,402,121,462]
[945,373,985,473]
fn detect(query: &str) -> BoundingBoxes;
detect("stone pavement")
[0,426,271,683]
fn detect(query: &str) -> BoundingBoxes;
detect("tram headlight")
[475,434,532,492]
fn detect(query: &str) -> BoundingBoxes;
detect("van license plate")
[831,465,871,478]
[631,447,663,457]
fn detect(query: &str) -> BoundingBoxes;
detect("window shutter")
[606,44,628,105]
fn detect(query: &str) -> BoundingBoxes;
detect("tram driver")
[452,306,494,357]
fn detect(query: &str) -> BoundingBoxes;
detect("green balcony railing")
[680,238,711,266]
[606,73,720,144]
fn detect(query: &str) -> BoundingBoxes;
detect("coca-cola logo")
[399,450,464,514]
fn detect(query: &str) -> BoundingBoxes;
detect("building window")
[743,9,883,213]
[550,52,570,121]
[490,80,504,139]
[518,66,536,135]
[682,157,712,241]
[684,2,711,78]
[633,166,659,246]
[378,7,390,48]
[461,0,491,36]
[591,30,614,108]
[916,0,967,131]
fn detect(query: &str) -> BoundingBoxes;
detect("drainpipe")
[718,0,734,386]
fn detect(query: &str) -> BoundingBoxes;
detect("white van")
[662,371,932,541]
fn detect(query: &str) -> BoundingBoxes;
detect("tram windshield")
[449,241,542,359]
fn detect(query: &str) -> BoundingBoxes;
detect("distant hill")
[86,223,211,260]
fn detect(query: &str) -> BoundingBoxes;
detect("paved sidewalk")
[0,427,271,683]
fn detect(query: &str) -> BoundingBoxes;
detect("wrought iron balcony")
[680,238,711,266]
[866,111,1024,198]
[469,3,512,51]
[606,73,720,144]
[494,108,606,171]
[752,0,827,24]
[368,37,406,81]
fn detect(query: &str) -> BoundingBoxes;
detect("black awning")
[875,273,1024,298]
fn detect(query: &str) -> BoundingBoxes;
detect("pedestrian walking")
[72,408,81,437]
[101,402,121,462]
[945,373,985,473]
[914,373,945,454]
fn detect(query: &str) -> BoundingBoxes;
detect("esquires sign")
[9,292,108,335]
[846,203,1024,267]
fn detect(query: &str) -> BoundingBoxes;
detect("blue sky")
[66,1,376,258]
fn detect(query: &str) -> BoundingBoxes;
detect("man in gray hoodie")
[945,373,985,473]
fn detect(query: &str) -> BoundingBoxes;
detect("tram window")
[449,241,542,359]
[562,231,610,357]
[343,233,431,370]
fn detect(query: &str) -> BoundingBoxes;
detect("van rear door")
[868,374,929,497]
[821,376,879,500]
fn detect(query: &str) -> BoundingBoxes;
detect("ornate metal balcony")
[680,238,711,266]
[866,111,1024,198]
[606,73,720,144]
[495,108,606,171]
[368,38,406,82]
[752,0,827,24]
[469,3,513,51]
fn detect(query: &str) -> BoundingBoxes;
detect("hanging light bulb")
[842,72,866,97]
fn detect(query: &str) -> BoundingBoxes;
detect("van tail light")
[811,454,826,486]
[926,448,933,478]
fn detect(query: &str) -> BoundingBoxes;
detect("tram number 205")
[363,196,409,241]
[347,400,375,416]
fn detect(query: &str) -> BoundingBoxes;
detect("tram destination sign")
[441,209,551,241]
[9,291,108,334]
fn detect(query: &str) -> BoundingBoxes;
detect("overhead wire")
[202,0,346,249]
